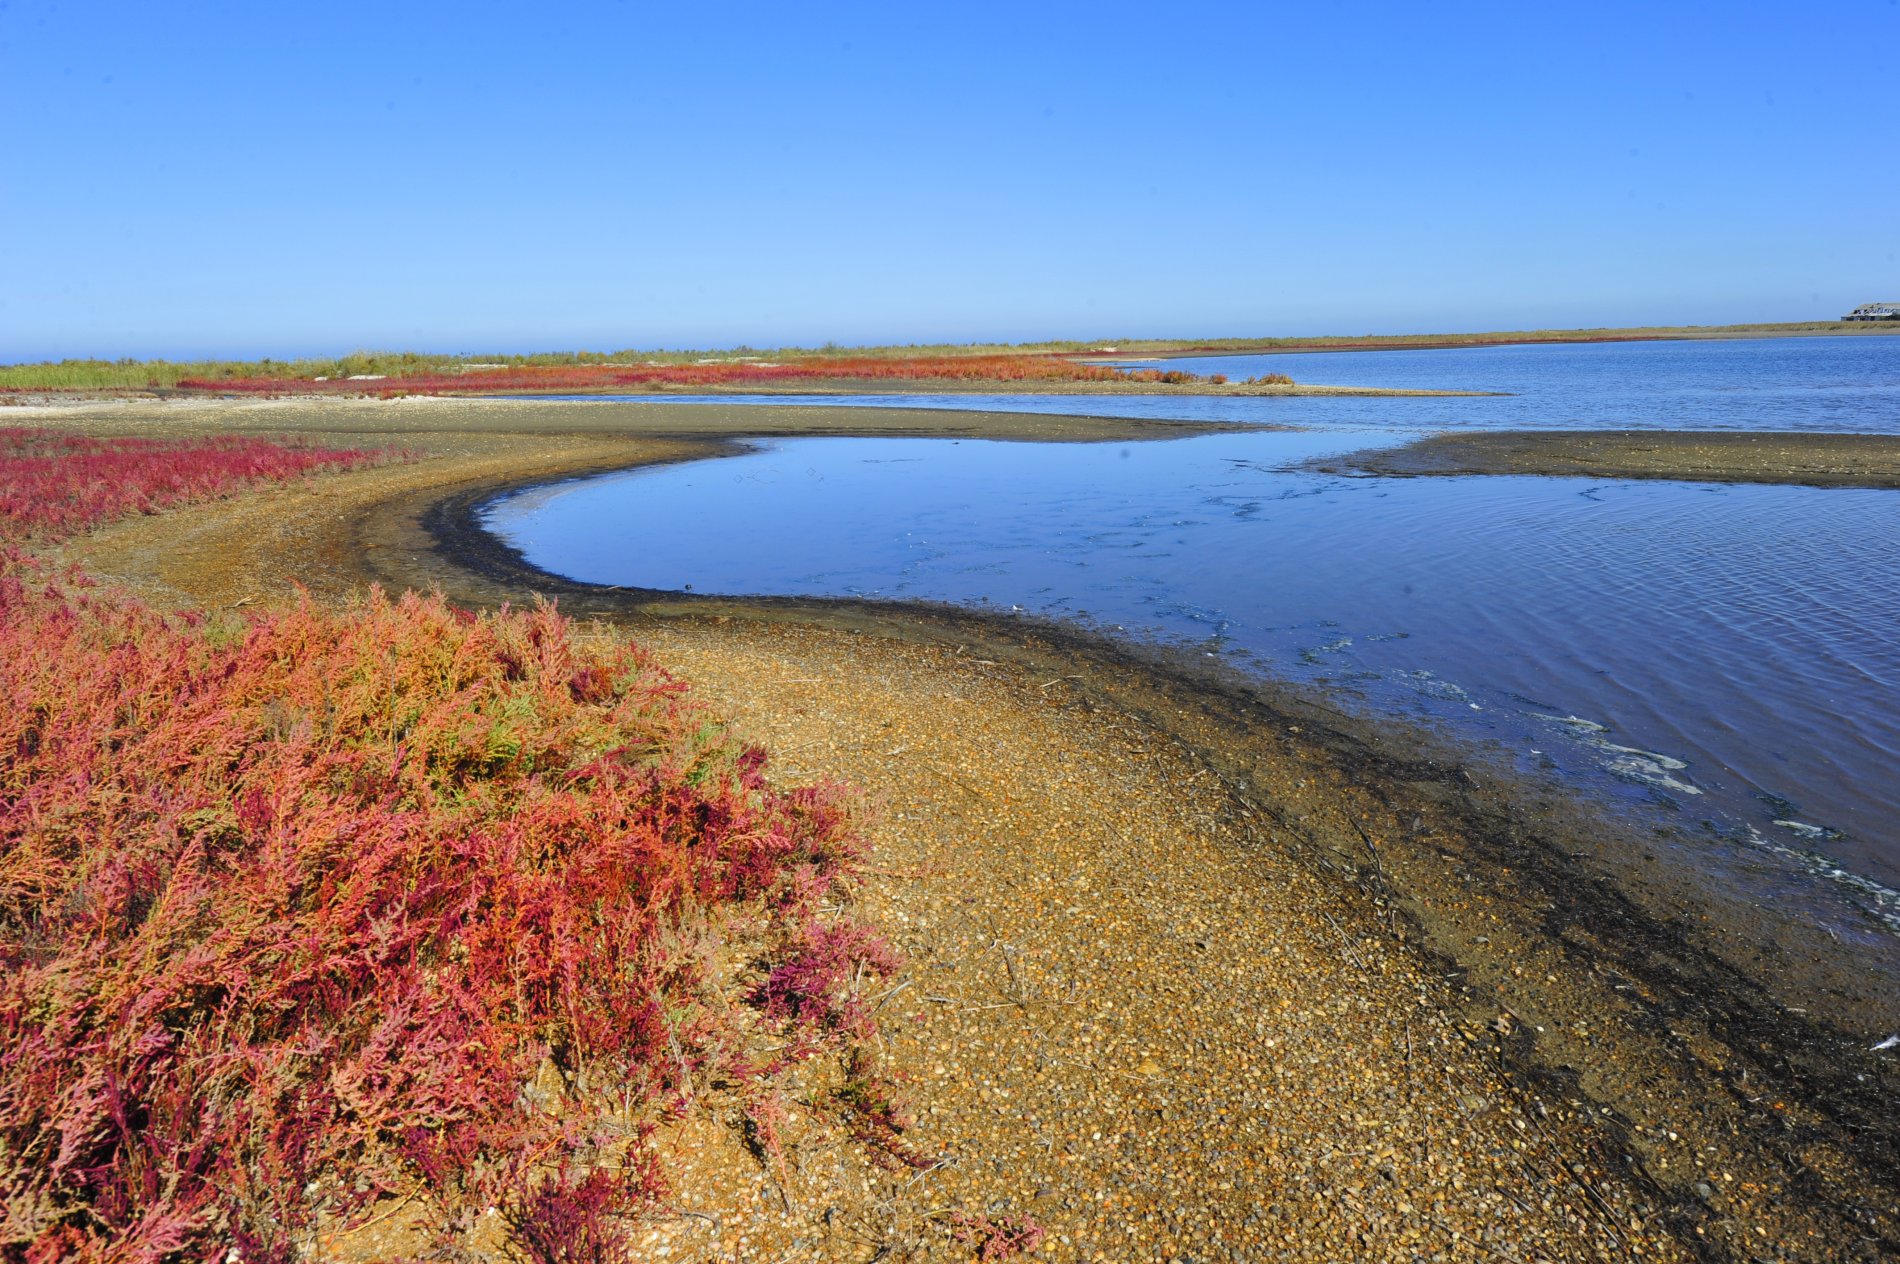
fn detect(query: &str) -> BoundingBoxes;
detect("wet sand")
[26,397,1900,1262]
[1321,430,1900,489]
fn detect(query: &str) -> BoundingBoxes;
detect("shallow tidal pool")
[484,426,1900,936]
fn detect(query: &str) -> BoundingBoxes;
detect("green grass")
[5,321,1894,393]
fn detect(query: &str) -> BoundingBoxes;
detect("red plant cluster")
[173,354,1217,396]
[0,428,391,540]
[0,557,897,1261]
[951,1211,1048,1261]
[755,922,902,1037]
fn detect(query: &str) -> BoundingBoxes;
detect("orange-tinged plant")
[951,1211,1047,1260]
[0,555,895,1262]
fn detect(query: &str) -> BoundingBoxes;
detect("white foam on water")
[1538,714,1702,794]
[1393,668,1472,702]
[1597,742,1701,794]
[1774,819,1837,841]
[1536,718,1900,936]
[1742,827,1900,935]
[1602,754,1702,795]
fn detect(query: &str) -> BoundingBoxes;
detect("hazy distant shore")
[1077,319,1900,361]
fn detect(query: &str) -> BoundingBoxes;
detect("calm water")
[486,337,1900,936]
[525,334,1900,433]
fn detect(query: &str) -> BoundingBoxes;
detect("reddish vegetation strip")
[172,354,1216,395]
[0,556,900,1261]
[0,428,394,540]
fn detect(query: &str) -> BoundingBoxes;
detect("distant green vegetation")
[4,321,1893,393]
[0,350,714,392]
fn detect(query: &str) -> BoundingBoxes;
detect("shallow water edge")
[410,441,1900,1215]
[443,449,1900,1003]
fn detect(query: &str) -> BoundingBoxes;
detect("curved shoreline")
[41,397,1900,1261]
[433,459,1900,1226]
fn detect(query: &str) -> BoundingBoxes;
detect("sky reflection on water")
[485,427,1900,934]
[521,334,1900,434]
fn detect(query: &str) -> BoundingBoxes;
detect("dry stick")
[1243,794,1391,975]
[1422,1217,1532,1264]
[1235,789,1325,858]
[867,1155,962,1218]
[919,763,987,801]
[1498,1184,1539,1219]
[1051,1053,1168,1085]
[870,978,914,1014]
[1347,812,1388,888]
[1347,812,1402,938]
[1506,1071,1631,1250]
[661,1209,721,1235]
[991,934,1033,1010]
[1443,1045,1627,1253]
[956,999,1080,1013]
[349,1186,424,1233]
[653,990,695,1108]
[1319,909,1370,973]
[833,1213,889,1251]
[1452,1025,1630,1246]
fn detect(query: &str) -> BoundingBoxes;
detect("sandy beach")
[23,396,1900,1262]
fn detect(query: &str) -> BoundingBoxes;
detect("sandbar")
[1318,429,1900,489]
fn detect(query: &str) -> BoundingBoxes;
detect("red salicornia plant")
[951,1211,1048,1261]
[0,554,895,1261]
[0,428,392,540]
[169,353,1226,396]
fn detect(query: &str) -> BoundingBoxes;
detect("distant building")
[1843,301,1900,321]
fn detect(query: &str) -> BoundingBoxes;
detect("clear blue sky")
[3,1,1896,361]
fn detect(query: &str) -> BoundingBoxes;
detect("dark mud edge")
[419,459,1899,1260]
